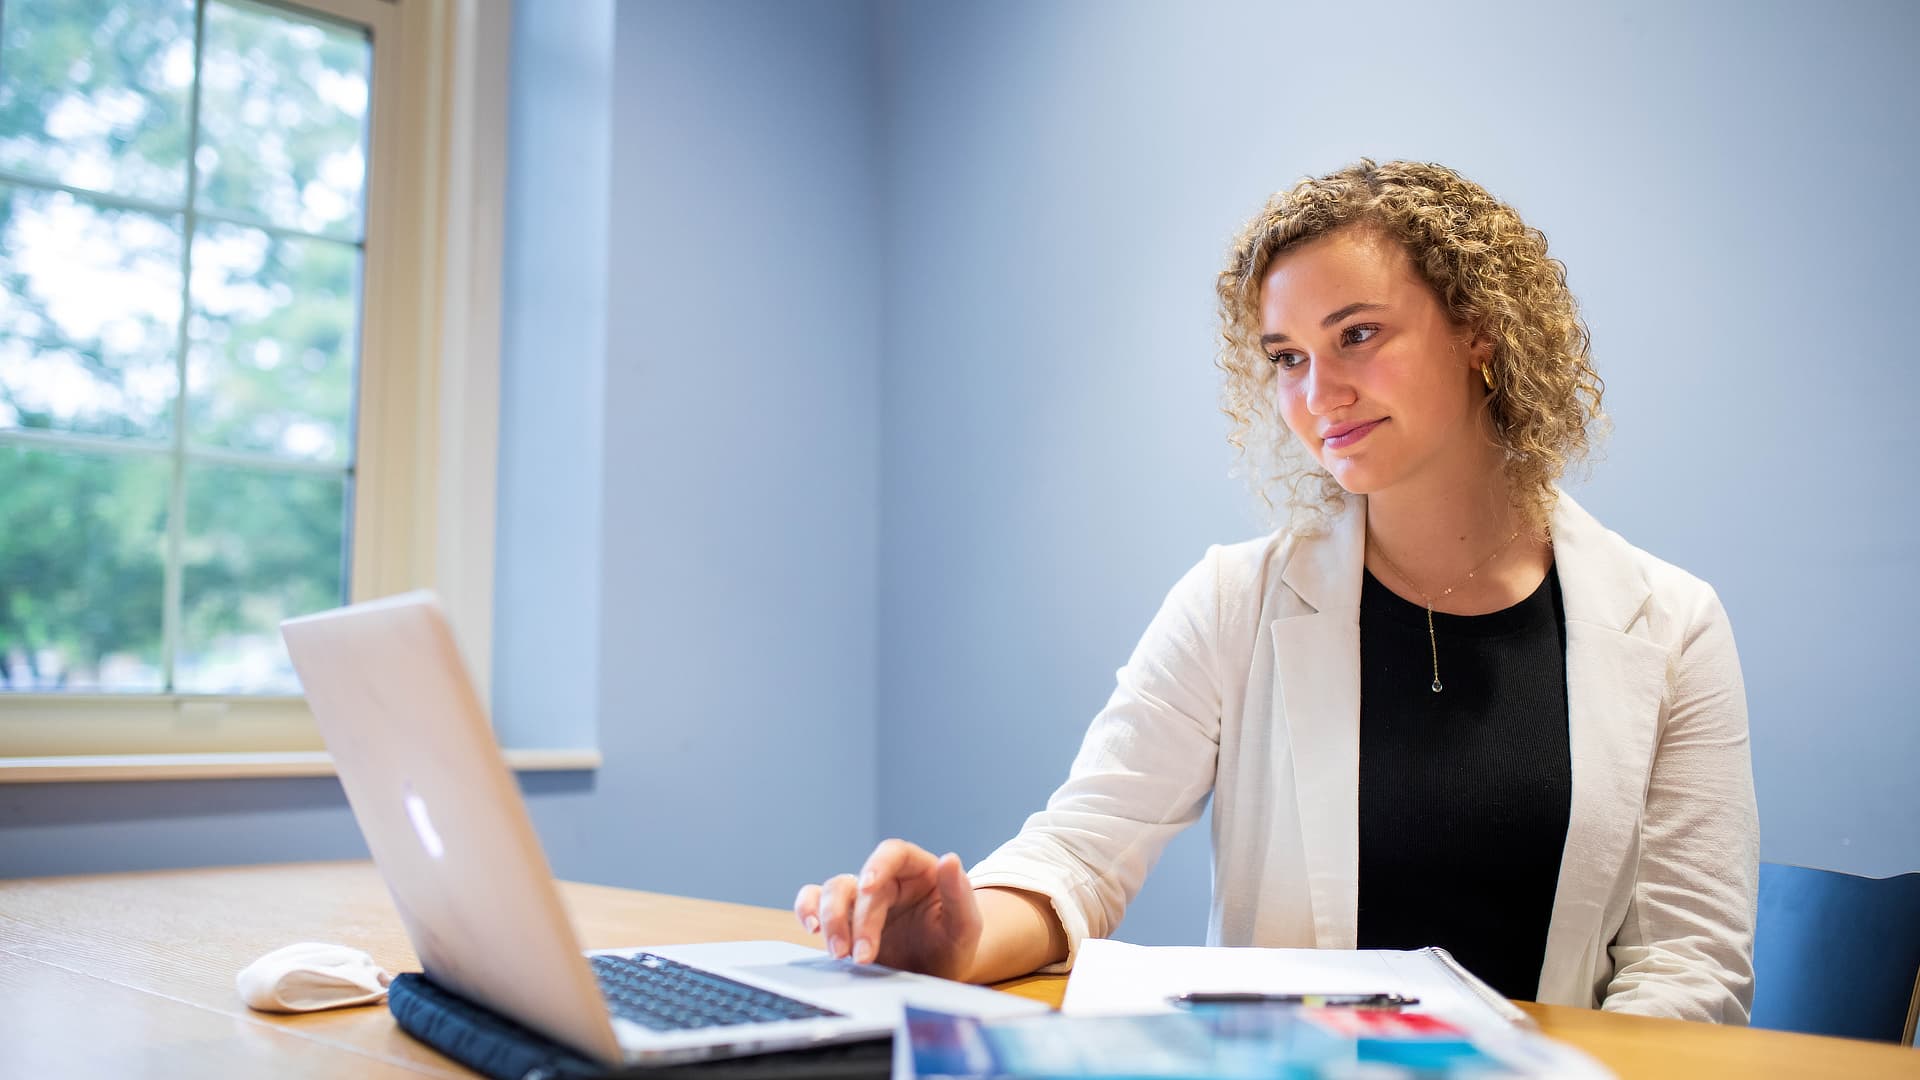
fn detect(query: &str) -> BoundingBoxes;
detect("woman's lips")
[1321,418,1385,450]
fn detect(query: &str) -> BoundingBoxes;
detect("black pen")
[1169,992,1418,1009]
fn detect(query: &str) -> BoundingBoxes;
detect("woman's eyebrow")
[1259,301,1389,346]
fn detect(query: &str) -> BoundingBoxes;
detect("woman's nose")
[1303,359,1353,415]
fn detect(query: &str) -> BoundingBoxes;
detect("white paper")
[1061,940,1521,1035]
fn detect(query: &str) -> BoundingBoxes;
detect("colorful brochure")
[907,1002,1612,1078]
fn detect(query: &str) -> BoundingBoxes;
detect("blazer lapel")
[1537,491,1668,1003]
[1270,498,1367,950]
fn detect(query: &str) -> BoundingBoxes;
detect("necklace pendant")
[1430,678,1443,693]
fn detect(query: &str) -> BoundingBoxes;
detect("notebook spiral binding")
[1422,946,1537,1028]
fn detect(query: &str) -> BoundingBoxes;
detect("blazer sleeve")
[1601,583,1760,1023]
[966,547,1224,972]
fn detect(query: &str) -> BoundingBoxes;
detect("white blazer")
[969,490,1759,1022]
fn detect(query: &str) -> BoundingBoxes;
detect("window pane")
[0,182,183,440]
[187,221,359,463]
[177,462,345,693]
[0,0,195,204]
[0,444,167,691]
[196,1,370,240]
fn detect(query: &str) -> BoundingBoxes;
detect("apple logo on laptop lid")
[404,782,446,860]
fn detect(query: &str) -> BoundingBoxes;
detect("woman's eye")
[1343,324,1379,346]
[1267,351,1305,371]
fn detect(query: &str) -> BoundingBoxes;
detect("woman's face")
[1257,226,1491,498]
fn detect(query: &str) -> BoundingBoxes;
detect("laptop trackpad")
[741,957,1049,1019]
[735,955,928,992]
[643,941,1047,1018]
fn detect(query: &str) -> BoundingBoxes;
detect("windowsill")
[0,748,602,784]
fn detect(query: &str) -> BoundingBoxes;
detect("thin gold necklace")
[1368,528,1522,693]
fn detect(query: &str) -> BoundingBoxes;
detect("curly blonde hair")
[1215,159,1605,531]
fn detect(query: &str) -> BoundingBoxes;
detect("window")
[1,0,371,695]
[0,0,517,776]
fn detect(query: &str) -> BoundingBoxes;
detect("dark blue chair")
[1750,862,1920,1045]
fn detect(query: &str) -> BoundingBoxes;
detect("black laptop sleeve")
[386,972,893,1080]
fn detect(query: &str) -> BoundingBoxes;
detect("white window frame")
[0,0,594,781]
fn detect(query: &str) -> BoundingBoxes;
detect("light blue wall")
[549,0,885,904]
[874,0,1920,946]
[872,1,1248,944]
[489,0,891,905]
[0,776,370,876]
[493,0,613,757]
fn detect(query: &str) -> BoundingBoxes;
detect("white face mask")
[237,941,394,1013]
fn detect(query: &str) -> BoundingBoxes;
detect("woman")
[793,160,1758,1022]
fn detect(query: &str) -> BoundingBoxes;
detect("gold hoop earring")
[1481,365,1495,391]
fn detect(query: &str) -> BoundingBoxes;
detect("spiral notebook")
[1061,940,1532,1034]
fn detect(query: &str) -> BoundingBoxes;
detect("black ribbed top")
[1356,566,1572,1002]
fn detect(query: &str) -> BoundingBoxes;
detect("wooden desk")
[0,862,1912,1078]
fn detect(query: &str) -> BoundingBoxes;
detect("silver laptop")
[282,590,1044,1067]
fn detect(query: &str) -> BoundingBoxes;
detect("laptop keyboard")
[589,952,842,1032]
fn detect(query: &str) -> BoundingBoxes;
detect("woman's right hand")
[793,839,982,981]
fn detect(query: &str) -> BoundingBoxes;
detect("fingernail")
[828,936,844,958]
[858,869,875,889]
[804,916,819,934]
[853,939,873,965]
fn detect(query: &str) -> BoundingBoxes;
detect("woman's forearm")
[963,886,1071,984]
